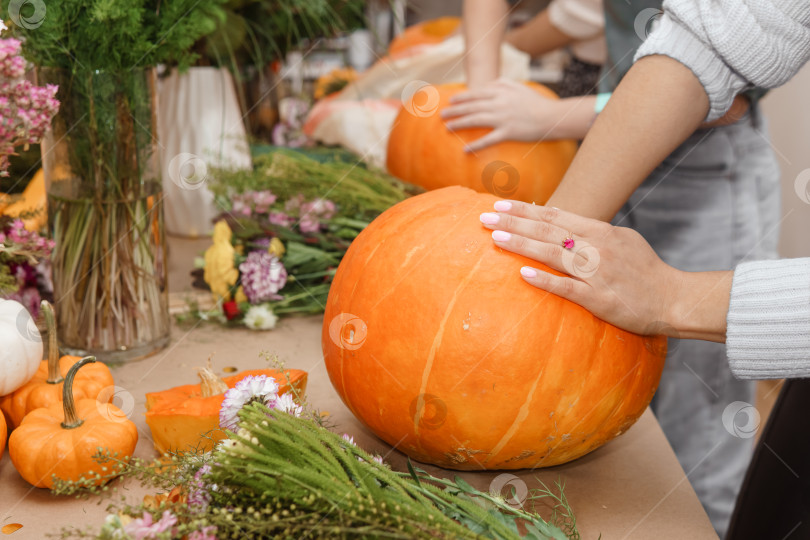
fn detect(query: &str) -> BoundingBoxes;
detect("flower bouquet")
[55,361,580,540]
[0,217,54,316]
[182,149,420,329]
[6,0,227,361]
[0,30,59,178]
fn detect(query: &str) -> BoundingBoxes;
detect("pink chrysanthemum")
[239,251,287,304]
[219,375,279,431]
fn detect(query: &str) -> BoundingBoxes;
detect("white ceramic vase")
[158,67,252,237]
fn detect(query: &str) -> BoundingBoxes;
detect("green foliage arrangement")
[203,0,365,69]
[53,364,581,539]
[4,0,226,72]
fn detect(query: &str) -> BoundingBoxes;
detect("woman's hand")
[479,201,732,341]
[441,79,595,151]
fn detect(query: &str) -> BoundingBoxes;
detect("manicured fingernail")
[463,145,472,153]
[491,230,511,242]
[493,201,512,212]
[479,212,499,225]
[520,266,538,278]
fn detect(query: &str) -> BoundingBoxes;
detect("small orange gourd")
[145,366,308,454]
[0,301,115,430]
[9,357,138,488]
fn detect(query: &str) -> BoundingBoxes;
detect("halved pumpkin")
[145,368,308,454]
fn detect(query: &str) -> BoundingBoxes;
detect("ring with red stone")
[562,233,575,250]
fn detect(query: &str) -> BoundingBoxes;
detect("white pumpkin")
[0,299,43,396]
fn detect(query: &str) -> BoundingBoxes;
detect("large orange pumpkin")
[322,187,666,470]
[388,17,461,57]
[386,83,577,205]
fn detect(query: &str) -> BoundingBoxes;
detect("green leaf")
[406,459,421,485]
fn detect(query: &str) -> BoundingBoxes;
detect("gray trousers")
[613,107,781,538]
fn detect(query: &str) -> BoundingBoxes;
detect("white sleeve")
[635,0,810,121]
[726,258,810,380]
[547,0,604,39]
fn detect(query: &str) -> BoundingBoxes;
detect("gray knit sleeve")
[726,259,810,380]
[634,0,810,121]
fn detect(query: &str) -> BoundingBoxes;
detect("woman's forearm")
[668,270,732,343]
[546,54,709,221]
[463,0,510,88]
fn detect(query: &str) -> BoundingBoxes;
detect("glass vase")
[40,67,169,363]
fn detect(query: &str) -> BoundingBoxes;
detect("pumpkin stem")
[61,356,95,429]
[198,354,228,397]
[41,300,63,384]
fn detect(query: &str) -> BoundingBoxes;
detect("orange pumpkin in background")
[322,187,666,470]
[388,17,461,57]
[386,83,577,204]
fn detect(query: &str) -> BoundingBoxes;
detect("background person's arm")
[545,54,707,220]
[505,8,575,58]
[463,0,510,89]
[547,0,810,221]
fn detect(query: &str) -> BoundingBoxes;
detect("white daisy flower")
[275,392,303,417]
[243,304,278,330]
[219,375,279,431]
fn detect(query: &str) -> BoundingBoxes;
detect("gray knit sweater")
[634,1,810,379]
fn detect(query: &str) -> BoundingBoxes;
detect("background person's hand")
[478,201,730,339]
[441,79,560,151]
[441,79,596,151]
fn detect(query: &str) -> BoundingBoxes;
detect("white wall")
[760,64,810,258]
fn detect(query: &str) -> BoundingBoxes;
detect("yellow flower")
[268,237,285,258]
[203,221,239,301]
[314,67,359,100]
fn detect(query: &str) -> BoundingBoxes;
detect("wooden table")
[0,238,718,539]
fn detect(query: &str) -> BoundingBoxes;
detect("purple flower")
[298,215,321,234]
[188,526,218,540]
[251,190,277,214]
[297,198,336,234]
[268,211,293,227]
[238,251,287,304]
[122,510,177,540]
[231,197,252,217]
[188,464,213,512]
[0,46,59,176]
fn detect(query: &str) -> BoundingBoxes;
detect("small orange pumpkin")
[145,366,308,454]
[9,357,138,488]
[388,17,461,57]
[386,83,578,204]
[0,411,6,460]
[323,187,666,470]
[0,301,115,430]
